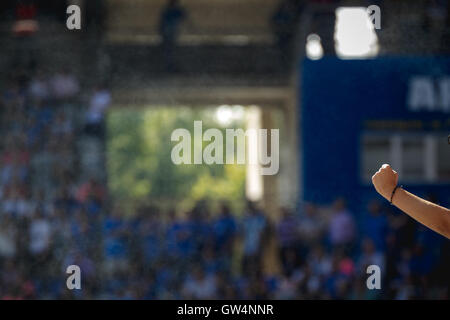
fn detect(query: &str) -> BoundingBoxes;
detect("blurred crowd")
[0,67,110,299]
[93,198,448,300]
[0,68,449,300]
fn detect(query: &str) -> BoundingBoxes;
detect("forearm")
[392,188,450,239]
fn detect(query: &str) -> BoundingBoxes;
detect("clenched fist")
[372,164,398,201]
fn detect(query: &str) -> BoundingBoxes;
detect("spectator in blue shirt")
[361,200,389,251]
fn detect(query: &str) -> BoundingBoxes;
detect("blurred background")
[0,0,449,299]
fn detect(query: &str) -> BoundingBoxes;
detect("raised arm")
[372,164,450,239]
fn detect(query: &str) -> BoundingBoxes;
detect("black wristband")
[390,185,402,205]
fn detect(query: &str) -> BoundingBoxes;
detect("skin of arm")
[372,164,450,239]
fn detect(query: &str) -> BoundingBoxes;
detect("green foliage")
[106,107,246,215]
